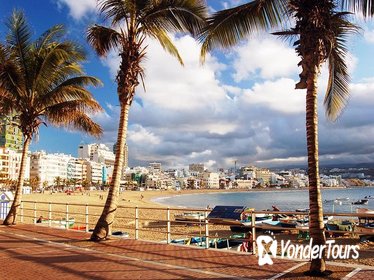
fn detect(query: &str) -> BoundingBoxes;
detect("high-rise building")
[189,163,205,173]
[149,162,162,173]
[78,143,115,166]
[0,116,23,151]
[30,151,72,187]
[67,158,86,182]
[83,160,104,185]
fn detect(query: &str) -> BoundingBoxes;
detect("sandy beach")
[18,188,374,267]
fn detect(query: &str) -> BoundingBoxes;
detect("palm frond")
[36,76,102,109]
[87,25,122,56]
[342,0,374,17]
[200,0,289,61]
[34,25,65,55]
[98,0,134,25]
[142,0,207,37]
[5,10,32,92]
[46,108,103,138]
[147,29,183,65]
[32,40,90,94]
[324,13,360,121]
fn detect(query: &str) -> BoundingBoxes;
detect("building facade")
[0,147,30,185]
[30,151,72,187]
[0,116,23,151]
[78,143,115,166]
[189,163,205,173]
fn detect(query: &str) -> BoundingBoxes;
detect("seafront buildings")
[0,141,373,190]
[0,147,30,185]
[0,116,23,151]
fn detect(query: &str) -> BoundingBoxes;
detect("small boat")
[352,199,369,205]
[324,199,342,205]
[355,208,374,235]
[39,218,75,229]
[174,212,205,222]
[295,208,309,212]
[279,217,298,228]
[111,231,130,238]
[336,197,350,201]
[325,220,354,238]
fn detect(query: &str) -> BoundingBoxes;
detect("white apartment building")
[0,147,30,185]
[84,160,104,185]
[234,179,257,189]
[199,172,219,189]
[30,151,72,187]
[78,143,115,166]
[67,158,86,182]
[149,162,162,173]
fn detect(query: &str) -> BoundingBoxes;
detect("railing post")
[20,202,24,223]
[251,211,256,255]
[135,206,139,240]
[85,204,89,232]
[48,202,52,227]
[34,202,37,224]
[167,207,171,244]
[66,203,69,229]
[205,209,209,249]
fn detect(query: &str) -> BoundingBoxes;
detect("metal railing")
[16,200,373,254]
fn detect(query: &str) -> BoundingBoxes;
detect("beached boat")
[355,208,374,235]
[207,206,272,225]
[174,212,205,222]
[352,199,368,205]
[171,233,246,250]
[39,218,75,229]
[324,199,342,205]
[336,197,350,201]
[325,220,354,233]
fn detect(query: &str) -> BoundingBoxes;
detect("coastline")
[22,185,373,209]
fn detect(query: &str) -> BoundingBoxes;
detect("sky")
[1,0,374,170]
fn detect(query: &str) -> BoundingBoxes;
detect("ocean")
[153,186,374,213]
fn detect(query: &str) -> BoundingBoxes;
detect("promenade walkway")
[0,223,372,279]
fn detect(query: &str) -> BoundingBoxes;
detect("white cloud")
[128,125,160,145]
[103,35,227,112]
[94,28,374,169]
[55,0,97,20]
[189,150,212,159]
[242,78,305,114]
[232,37,299,82]
[364,28,374,43]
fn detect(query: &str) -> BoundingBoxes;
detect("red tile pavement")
[0,224,372,280]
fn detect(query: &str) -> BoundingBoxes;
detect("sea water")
[153,187,374,213]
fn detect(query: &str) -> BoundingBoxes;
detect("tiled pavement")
[0,224,372,279]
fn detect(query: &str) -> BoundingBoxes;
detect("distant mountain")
[268,162,374,171]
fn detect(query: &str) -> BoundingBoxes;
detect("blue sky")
[1,0,374,170]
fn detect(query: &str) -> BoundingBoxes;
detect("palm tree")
[87,0,207,241]
[54,176,62,189]
[0,11,103,225]
[199,0,372,275]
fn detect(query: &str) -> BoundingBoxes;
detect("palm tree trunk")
[306,66,326,274]
[3,136,31,225]
[90,103,130,241]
